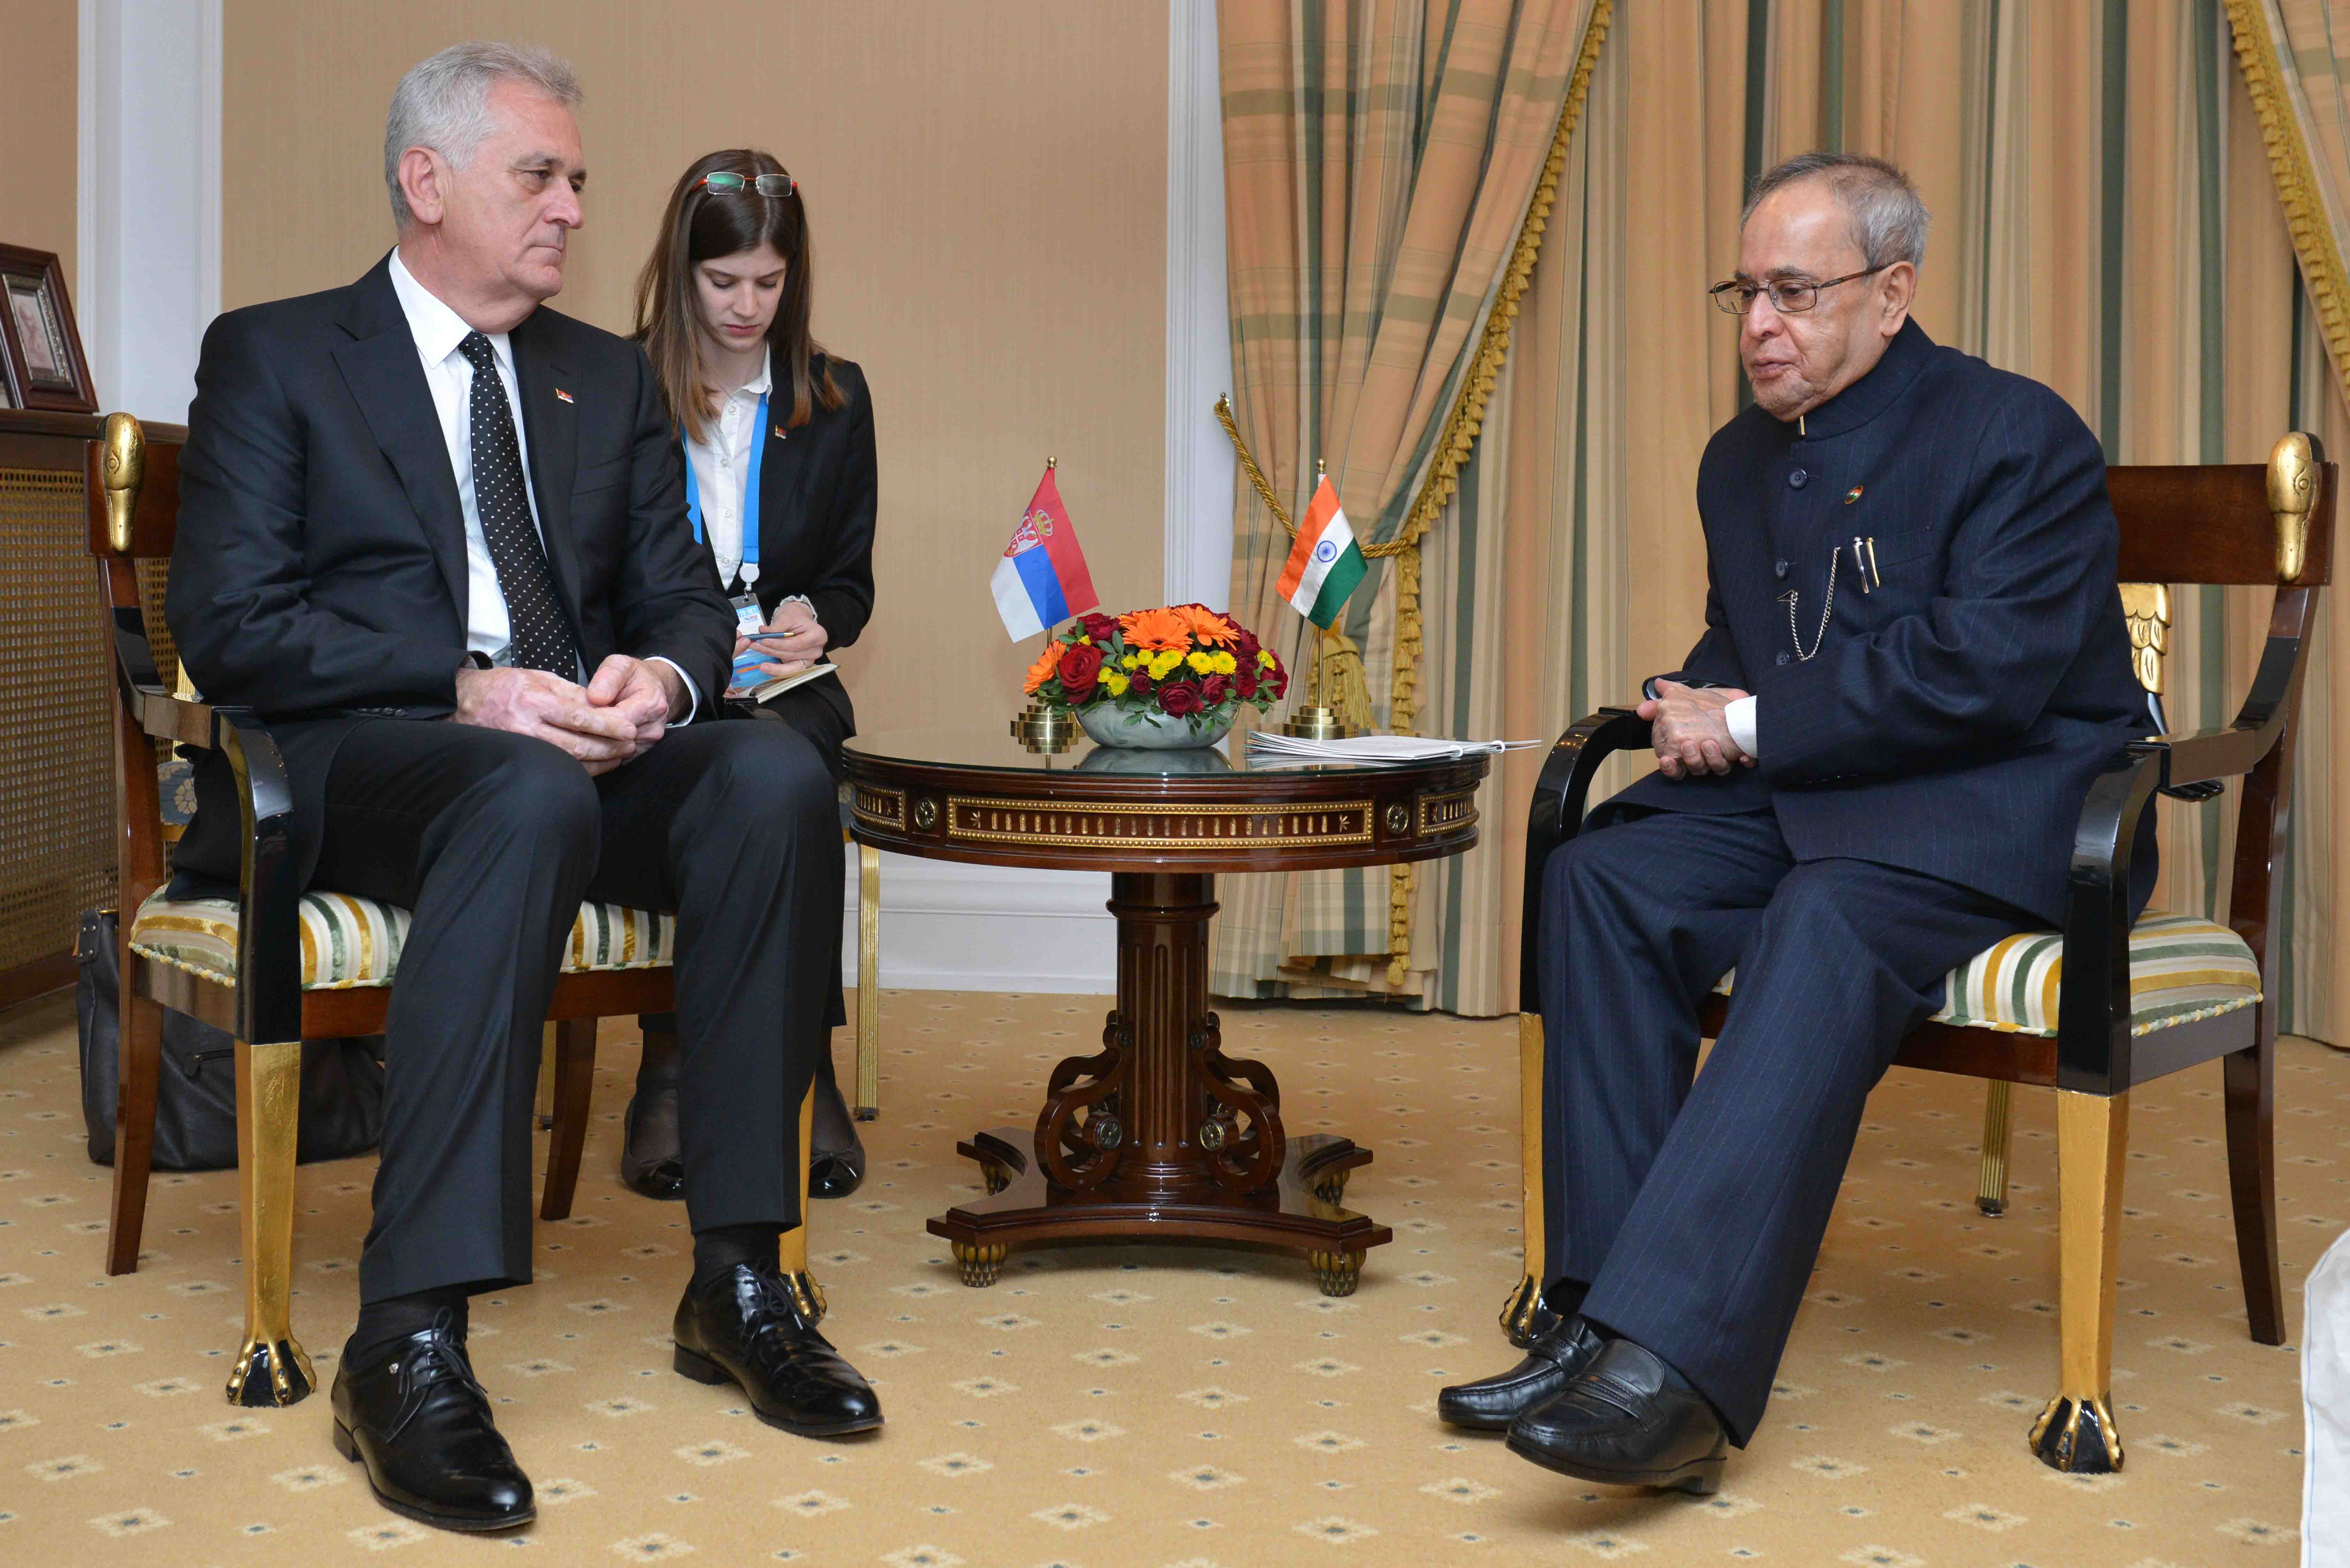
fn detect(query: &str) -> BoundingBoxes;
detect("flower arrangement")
[1024,604,1288,734]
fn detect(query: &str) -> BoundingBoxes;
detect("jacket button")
[1777,651,1793,666]
[1774,558,1790,579]
[1788,468,1808,488]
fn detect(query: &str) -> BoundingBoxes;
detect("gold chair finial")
[102,412,146,555]
[2269,430,2316,583]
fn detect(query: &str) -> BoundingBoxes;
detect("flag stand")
[1011,699,1079,753]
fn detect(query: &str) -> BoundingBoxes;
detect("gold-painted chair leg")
[535,1020,558,1130]
[776,1084,826,1321]
[1500,1012,1555,1347]
[2029,1089,2128,1472]
[1975,1080,2014,1217]
[855,842,881,1121]
[227,1039,315,1407]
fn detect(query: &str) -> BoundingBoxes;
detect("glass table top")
[842,725,1465,780]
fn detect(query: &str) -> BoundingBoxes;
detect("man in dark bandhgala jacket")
[167,41,878,1535]
[1436,153,2154,1495]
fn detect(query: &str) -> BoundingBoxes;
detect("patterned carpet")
[0,989,2331,1564]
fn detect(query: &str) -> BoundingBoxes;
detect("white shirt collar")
[727,347,774,404]
[388,247,509,370]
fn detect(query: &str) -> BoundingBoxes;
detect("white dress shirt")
[680,349,815,622]
[1726,695,1759,757]
[387,249,697,717]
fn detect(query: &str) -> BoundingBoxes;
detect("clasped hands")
[454,655,687,777]
[1637,679,1755,780]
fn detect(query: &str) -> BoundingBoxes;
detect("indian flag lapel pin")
[1844,485,1864,504]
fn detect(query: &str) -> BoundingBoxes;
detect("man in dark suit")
[1436,153,2154,1494]
[166,42,878,1533]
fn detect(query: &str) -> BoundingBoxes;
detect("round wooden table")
[843,725,1487,1295]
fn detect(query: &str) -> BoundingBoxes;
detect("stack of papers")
[1246,732,1543,764]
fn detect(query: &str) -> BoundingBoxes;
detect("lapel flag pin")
[554,388,574,403]
[1844,485,1864,504]
[775,426,787,440]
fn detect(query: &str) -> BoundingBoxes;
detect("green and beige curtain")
[1218,0,2346,1039]
[1210,0,1611,1005]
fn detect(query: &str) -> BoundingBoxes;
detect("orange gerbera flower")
[1119,606,1194,653]
[1174,604,1239,646]
[1023,638,1066,695]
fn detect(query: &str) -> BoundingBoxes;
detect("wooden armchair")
[1505,432,2333,1474]
[87,413,853,1406]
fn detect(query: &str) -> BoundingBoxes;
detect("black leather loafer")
[330,1320,534,1532]
[808,1074,867,1199]
[1437,1315,1604,1430]
[1505,1339,1729,1495]
[809,1148,865,1199]
[673,1263,883,1437]
[621,1087,686,1201]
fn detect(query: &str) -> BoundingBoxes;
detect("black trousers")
[1537,806,2026,1446]
[313,716,842,1304]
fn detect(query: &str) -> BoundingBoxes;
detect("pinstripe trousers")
[1536,806,2026,1446]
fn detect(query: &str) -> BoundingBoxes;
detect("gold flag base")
[1281,705,1347,740]
[1011,701,1079,753]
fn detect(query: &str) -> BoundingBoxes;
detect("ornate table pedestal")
[841,727,1486,1296]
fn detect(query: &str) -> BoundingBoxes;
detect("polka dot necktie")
[459,331,579,676]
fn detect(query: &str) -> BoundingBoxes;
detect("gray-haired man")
[1436,153,2152,1493]
[168,42,878,1532]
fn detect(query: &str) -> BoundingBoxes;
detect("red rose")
[1263,660,1288,700]
[1058,641,1104,702]
[1129,669,1155,696]
[1235,666,1258,699]
[1232,627,1261,662]
[1199,673,1231,707]
[1157,680,1204,717]
[1080,612,1120,644]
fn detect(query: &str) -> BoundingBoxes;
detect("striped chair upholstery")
[129,890,674,990]
[1714,911,2260,1038]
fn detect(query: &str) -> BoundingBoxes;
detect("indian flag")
[1275,476,1368,629]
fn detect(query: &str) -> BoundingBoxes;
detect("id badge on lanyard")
[728,592,768,696]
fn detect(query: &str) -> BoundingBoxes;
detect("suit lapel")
[509,316,583,631]
[331,261,470,621]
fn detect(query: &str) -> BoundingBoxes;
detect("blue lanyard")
[682,389,768,578]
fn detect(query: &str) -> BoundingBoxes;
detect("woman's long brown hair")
[633,148,843,445]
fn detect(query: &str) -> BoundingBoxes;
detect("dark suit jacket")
[166,254,735,889]
[1606,319,2155,926]
[729,353,877,737]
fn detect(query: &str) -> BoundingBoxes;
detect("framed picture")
[0,244,96,414]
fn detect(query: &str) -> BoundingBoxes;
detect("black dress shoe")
[621,1086,686,1201]
[330,1318,534,1532]
[809,1148,865,1199]
[808,1073,866,1200]
[1506,1339,1729,1495]
[673,1263,883,1437]
[1437,1315,1604,1430]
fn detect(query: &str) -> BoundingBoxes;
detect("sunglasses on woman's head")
[698,171,796,199]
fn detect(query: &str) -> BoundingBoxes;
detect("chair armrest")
[2143,629,2303,790]
[2053,745,2165,1093]
[218,709,303,1046]
[1518,707,1651,1013]
[109,603,214,748]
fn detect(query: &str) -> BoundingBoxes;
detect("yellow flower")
[1150,650,1184,679]
[1211,651,1238,675]
[1256,649,1275,668]
[1103,670,1130,696]
[1185,650,1214,675]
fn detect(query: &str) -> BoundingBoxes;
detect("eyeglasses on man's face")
[1708,264,1888,315]
[698,171,797,200]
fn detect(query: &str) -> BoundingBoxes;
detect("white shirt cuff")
[1725,696,1758,758]
[782,593,818,623]
[647,656,700,726]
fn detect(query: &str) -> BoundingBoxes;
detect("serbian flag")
[991,464,1100,640]
[1276,475,1368,628]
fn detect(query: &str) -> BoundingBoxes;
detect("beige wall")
[223,2,1167,727]
[0,1,78,297]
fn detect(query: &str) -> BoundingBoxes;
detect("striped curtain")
[1209,0,1609,1005]
[1383,0,2347,1037]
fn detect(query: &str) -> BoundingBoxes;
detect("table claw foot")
[979,1161,1012,1196]
[1497,1275,1559,1349]
[1309,1168,1349,1205]
[954,1240,1008,1287]
[225,1332,316,1407]
[1309,1248,1364,1297]
[2028,1391,2124,1473]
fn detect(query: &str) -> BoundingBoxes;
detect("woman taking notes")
[625,148,878,1202]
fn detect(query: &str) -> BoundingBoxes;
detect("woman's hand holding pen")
[737,600,829,681]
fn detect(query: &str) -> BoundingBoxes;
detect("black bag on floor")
[75,908,389,1170]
